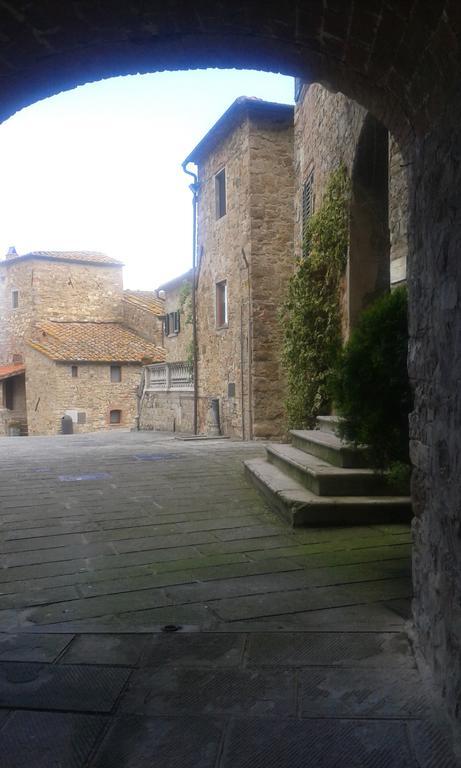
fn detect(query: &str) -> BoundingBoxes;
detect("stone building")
[187,97,294,440]
[294,82,408,333]
[140,270,195,433]
[0,249,164,435]
[1,3,461,750]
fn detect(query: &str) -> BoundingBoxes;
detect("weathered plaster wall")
[163,275,193,364]
[25,346,140,435]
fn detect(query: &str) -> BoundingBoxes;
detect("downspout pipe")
[182,161,199,435]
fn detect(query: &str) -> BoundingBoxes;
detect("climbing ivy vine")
[280,164,350,428]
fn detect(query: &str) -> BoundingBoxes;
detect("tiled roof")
[2,250,123,267]
[0,363,25,381]
[123,290,165,315]
[28,322,165,363]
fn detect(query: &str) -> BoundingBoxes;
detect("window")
[110,365,122,383]
[11,290,18,309]
[302,170,314,246]
[71,365,78,378]
[215,168,226,219]
[164,311,180,336]
[110,409,121,424]
[77,411,86,425]
[216,280,228,327]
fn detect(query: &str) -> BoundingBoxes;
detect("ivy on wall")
[280,164,350,428]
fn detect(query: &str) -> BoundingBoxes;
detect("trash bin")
[61,414,73,434]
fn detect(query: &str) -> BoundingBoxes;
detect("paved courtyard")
[0,431,457,766]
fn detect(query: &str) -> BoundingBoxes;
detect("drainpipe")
[182,161,199,435]
[241,247,253,440]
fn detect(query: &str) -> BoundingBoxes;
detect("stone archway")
[348,114,390,330]
[0,0,460,748]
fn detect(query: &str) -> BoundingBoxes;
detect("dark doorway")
[348,115,390,330]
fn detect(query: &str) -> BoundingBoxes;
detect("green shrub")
[332,286,412,468]
[280,165,350,428]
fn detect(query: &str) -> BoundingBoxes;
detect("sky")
[0,69,294,289]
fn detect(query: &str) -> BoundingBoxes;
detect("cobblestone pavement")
[0,431,457,766]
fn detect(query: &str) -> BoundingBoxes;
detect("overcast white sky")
[0,69,293,289]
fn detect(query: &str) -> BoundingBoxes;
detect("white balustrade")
[145,362,193,392]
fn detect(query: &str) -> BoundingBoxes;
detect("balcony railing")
[145,361,193,392]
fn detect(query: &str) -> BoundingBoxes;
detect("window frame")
[11,289,19,309]
[215,168,227,219]
[71,365,78,378]
[109,409,122,425]
[302,169,315,248]
[164,310,180,336]
[216,280,228,329]
[110,365,122,383]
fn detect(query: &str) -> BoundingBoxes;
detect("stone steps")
[315,415,341,435]
[267,444,393,497]
[290,429,369,469]
[244,416,412,527]
[244,458,412,527]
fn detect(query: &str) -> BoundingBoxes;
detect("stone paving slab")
[299,666,429,718]
[60,634,151,667]
[219,719,417,768]
[120,667,296,716]
[91,714,224,768]
[0,711,108,768]
[0,632,73,662]
[0,662,131,712]
[141,633,245,668]
[245,631,413,668]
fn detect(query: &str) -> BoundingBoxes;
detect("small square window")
[12,290,19,309]
[71,365,78,378]
[110,409,121,424]
[215,168,226,219]
[216,280,228,328]
[110,365,122,383]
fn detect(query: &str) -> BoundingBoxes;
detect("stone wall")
[195,107,294,440]
[25,346,140,435]
[249,115,294,439]
[0,258,123,362]
[195,115,252,439]
[140,390,194,433]
[408,93,461,752]
[122,299,164,346]
[294,84,408,330]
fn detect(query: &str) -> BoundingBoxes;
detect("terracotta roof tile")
[123,290,165,315]
[2,250,122,266]
[27,322,165,363]
[0,363,25,381]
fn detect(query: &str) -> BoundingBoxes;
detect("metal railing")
[145,361,193,392]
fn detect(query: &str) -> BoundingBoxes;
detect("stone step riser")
[244,460,412,528]
[267,447,390,497]
[290,432,368,469]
